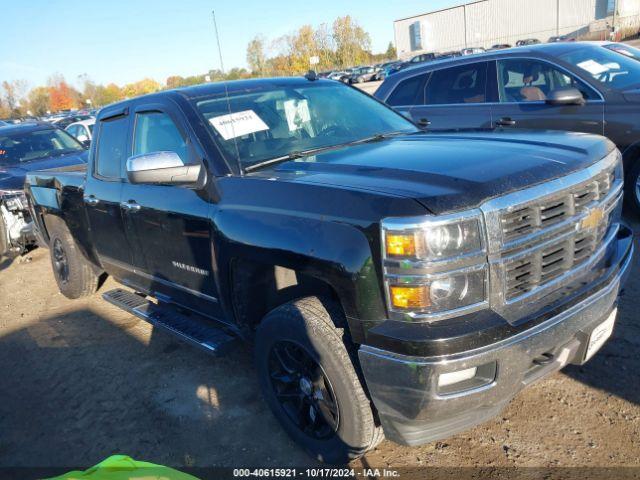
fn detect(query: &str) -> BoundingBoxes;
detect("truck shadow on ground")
[561,234,640,406]
[0,305,323,473]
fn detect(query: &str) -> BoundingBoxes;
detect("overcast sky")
[0,0,460,90]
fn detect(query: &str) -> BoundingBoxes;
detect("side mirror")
[126,151,205,188]
[546,87,585,106]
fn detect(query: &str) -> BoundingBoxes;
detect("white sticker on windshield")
[209,110,269,140]
[577,59,608,75]
[283,99,311,131]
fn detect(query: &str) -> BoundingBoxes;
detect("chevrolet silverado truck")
[25,78,633,463]
[0,122,87,256]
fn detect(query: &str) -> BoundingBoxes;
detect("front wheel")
[255,297,383,464]
[624,159,640,217]
[48,220,100,299]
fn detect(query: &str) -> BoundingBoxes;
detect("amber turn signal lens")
[389,285,431,309]
[385,233,416,257]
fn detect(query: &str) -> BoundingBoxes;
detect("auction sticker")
[209,110,269,140]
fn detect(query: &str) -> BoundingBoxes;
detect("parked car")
[51,114,94,130]
[348,66,377,84]
[488,43,512,50]
[0,122,87,255]
[374,41,640,213]
[461,47,486,55]
[65,118,95,147]
[386,53,438,77]
[602,41,640,61]
[373,61,396,80]
[516,38,541,46]
[25,77,632,463]
[549,34,575,42]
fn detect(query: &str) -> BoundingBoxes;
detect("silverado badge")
[580,207,605,231]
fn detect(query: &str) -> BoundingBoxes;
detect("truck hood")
[0,151,87,191]
[251,131,614,214]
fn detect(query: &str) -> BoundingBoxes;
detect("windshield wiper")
[244,131,415,173]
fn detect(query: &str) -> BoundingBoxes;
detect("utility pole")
[612,0,619,41]
[556,0,560,36]
[463,3,468,48]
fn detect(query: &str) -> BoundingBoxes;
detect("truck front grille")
[481,151,623,308]
[501,169,614,243]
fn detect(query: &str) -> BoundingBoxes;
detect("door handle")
[417,117,431,128]
[120,200,141,212]
[83,195,99,206]
[497,117,516,126]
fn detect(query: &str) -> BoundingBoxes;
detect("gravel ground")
[0,218,639,476]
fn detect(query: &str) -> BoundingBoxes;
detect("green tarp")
[48,454,199,480]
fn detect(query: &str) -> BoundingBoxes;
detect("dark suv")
[375,42,640,213]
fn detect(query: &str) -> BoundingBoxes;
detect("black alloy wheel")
[52,237,69,284]
[268,340,339,440]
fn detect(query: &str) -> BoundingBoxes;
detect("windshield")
[195,81,418,170]
[0,128,84,166]
[558,44,640,90]
[604,43,640,62]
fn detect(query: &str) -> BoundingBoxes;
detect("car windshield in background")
[195,81,417,170]
[604,43,640,62]
[0,128,84,166]
[559,45,640,90]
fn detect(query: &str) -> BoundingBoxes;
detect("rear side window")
[133,111,188,162]
[425,62,488,105]
[95,116,128,179]
[387,74,428,106]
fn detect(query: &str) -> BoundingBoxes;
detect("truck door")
[490,58,604,134]
[83,110,138,284]
[120,104,221,318]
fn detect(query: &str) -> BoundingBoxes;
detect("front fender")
[213,205,388,328]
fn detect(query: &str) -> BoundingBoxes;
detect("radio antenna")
[211,9,243,175]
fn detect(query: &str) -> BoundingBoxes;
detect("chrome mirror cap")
[126,151,204,187]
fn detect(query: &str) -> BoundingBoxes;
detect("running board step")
[103,288,236,356]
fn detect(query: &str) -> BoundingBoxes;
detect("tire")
[48,220,99,299]
[624,159,640,217]
[255,297,383,464]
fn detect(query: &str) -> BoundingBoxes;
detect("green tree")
[385,42,397,60]
[94,83,122,107]
[246,35,267,76]
[27,86,50,116]
[2,79,28,116]
[332,16,371,68]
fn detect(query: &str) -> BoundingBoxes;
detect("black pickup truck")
[25,77,633,463]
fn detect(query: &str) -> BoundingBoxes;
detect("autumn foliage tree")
[48,79,77,111]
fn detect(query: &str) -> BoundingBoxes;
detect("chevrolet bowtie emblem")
[580,207,605,230]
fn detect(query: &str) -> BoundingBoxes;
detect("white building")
[394,0,640,59]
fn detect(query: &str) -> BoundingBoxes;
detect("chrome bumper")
[358,225,634,446]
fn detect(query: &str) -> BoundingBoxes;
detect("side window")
[133,111,188,163]
[66,125,78,137]
[95,116,129,179]
[425,62,488,105]
[387,74,428,107]
[497,59,597,103]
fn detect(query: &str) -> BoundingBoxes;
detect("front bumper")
[358,224,634,446]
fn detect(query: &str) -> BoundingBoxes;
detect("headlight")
[381,210,488,321]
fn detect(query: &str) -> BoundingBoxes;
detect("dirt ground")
[0,218,639,476]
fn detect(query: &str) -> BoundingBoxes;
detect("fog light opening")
[438,367,477,388]
[437,361,497,396]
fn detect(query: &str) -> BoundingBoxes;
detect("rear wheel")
[255,297,383,464]
[48,221,100,299]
